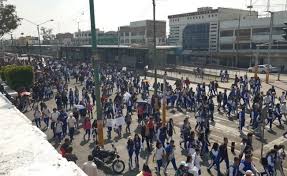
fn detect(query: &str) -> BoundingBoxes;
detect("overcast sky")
[5,0,287,38]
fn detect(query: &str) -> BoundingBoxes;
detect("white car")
[248,64,279,73]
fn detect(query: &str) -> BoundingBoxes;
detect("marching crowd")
[8,57,287,176]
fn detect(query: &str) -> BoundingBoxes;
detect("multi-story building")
[73,30,118,46]
[15,36,39,46]
[119,20,166,46]
[219,11,287,67]
[168,7,257,53]
[53,33,74,46]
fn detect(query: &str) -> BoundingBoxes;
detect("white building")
[74,30,96,46]
[119,20,166,46]
[219,11,287,67]
[168,7,257,52]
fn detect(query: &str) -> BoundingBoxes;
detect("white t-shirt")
[155,147,165,161]
[67,116,76,128]
[51,111,60,122]
[42,108,50,118]
[82,161,98,176]
[55,121,63,133]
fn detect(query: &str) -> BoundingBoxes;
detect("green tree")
[0,4,21,38]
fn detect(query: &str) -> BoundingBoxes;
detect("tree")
[40,27,55,44]
[0,4,21,38]
[1,65,33,90]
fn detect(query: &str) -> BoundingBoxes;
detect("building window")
[182,23,210,51]
[252,28,269,35]
[220,30,234,37]
[235,29,251,37]
[220,44,233,50]
[235,43,251,50]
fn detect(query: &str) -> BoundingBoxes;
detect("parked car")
[248,64,279,73]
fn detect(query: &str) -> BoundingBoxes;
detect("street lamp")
[21,18,54,58]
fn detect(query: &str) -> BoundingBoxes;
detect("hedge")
[0,65,34,90]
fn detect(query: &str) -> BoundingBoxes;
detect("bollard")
[231,142,235,154]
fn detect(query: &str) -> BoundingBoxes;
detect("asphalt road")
[24,74,287,176]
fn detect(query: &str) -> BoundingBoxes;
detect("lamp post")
[162,71,167,124]
[21,18,54,58]
[89,0,104,146]
[152,0,157,96]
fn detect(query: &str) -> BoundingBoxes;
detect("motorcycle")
[92,144,125,174]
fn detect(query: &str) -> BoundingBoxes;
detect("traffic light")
[282,22,287,40]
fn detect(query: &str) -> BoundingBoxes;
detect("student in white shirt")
[50,108,60,137]
[82,155,98,176]
[153,142,166,175]
[67,113,77,141]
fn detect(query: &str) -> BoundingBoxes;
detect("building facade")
[168,7,257,51]
[119,20,166,46]
[73,30,118,46]
[15,36,39,46]
[219,11,287,67]
[53,33,74,46]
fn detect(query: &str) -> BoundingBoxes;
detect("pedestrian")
[71,110,79,128]
[92,119,98,142]
[55,118,64,143]
[68,88,74,110]
[238,154,259,175]
[50,108,60,137]
[87,101,93,118]
[228,157,240,176]
[239,107,246,133]
[63,146,78,163]
[125,112,132,134]
[82,155,98,176]
[83,116,92,140]
[60,138,70,156]
[42,104,50,128]
[134,134,141,168]
[216,137,229,175]
[127,136,134,169]
[153,141,166,175]
[274,103,283,126]
[34,106,42,128]
[67,113,76,141]
[59,109,68,136]
[136,163,152,176]
[266,109,274,131]
[266,149,277,176]
[167,118,175,141]
[207,142,219,172]
[164,140,177,174]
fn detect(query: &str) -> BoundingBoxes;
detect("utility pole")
[152,0,159,114]
[89,0,104,146]
[152,0,157,95]
[235,15,241,67]
[266,11,274,84]
[37,25,42,58]
[162,71,167,124]
[260,106,268,158]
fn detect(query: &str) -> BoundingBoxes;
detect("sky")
[4,0,287,38]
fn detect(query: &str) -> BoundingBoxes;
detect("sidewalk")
[147,68,287,94]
